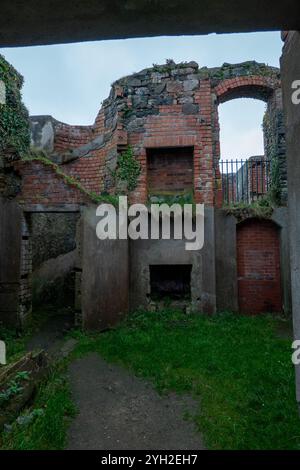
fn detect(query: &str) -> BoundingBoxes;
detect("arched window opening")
[218,98,269,205]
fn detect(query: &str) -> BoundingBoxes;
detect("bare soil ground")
[66,353,204,450]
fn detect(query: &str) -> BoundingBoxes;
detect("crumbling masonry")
[0,58,291,330]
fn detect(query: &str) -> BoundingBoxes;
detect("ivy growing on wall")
[263,112,282,206]
[0,54,30,158]
[114,146,141,192]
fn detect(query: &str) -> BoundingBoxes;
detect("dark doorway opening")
[150,264,192,300]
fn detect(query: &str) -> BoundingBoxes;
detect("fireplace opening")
[150,264,192,300]
[147,147,194,196]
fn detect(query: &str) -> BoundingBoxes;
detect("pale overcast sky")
[0,32,282,159]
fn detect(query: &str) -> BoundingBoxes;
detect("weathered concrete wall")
[281,31,300,406]
[0,1,299,47]
[130,207,216,314]
[271,207,292,315]
[81,205,129,331]
[215,209,238,312]
[0,199,22,327]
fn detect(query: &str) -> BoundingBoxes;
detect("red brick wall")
[54,122,94,153]
[23,67,282,207]
[128,81,215,205]
[147,147,193,194]
[237,218,282,314]
[14,161,89,205]
[215,76,280,103]
[62,153,105,194]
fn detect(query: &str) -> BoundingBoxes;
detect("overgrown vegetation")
[0,371,30,405]
[224,196,274,221]
[0,308,77,450]
[263,112,282,206]
[113,145,141,192]
[147,190,194,207]
[0,308,56,364]
[1,309,298,450]
[0,326,27,364]
[70,309,299,450]
[0,366,76,450]
[0,54,30,157]
[24,147,141,204]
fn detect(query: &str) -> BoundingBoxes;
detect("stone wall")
[20,61,285,208]
[0,59,290,329]
[31,213,79,269]
[30,212,80,307]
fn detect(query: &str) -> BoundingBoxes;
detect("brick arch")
[214,76,280,104]
[213,74,284,206]
[236,218,282,314]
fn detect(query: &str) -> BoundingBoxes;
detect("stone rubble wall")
[24,60,284,207]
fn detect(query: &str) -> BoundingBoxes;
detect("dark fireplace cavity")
[150,264,192,300]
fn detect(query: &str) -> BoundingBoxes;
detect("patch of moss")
[224,197,274,222]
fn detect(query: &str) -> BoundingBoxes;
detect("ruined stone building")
[0,57,291,330]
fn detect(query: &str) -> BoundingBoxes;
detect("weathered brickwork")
[237,218,282,314]
[1,60,287,328]
[14,161,90,205]
[21,60,284,208]
[53,122,94,153]
[147,147,193,194]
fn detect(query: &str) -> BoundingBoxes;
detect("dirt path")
[66,353,205,450]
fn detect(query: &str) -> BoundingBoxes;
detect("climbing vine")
[263,112,282,206]
[114,146,141,192]
[0,55,30,158]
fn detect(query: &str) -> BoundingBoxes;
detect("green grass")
[0,326,27,363]
[0,310,76,450]
[0,307,59,364]
[0,365,76,450]
[1,309,299,450]
[70,309,300,450]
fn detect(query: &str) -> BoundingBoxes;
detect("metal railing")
[219,157,271,205]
